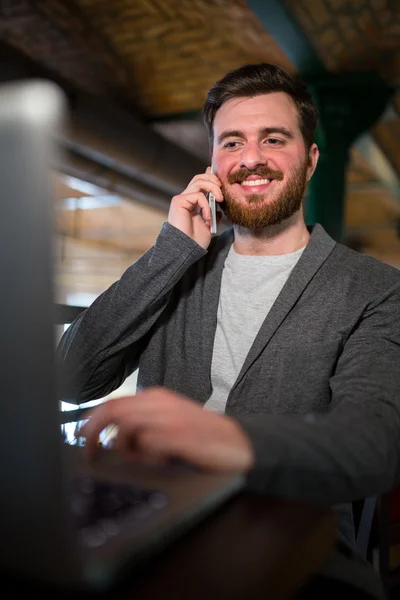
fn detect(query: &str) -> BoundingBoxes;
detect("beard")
[219,160,309,230]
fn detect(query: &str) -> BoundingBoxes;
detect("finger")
[77,392,177,458]
[186,175,222,198]
[136,428,171,461]
[115,427,168,465]
[186,182,223,202]
[114,426,140,461]
[198,167,219,181]
[177,192,212,223]
[78,398,134,458]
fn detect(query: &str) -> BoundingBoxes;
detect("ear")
[306,143,319,181]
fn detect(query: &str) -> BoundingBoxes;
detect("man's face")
[211,93,319,229]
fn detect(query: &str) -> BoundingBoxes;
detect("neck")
[232,211,310,256]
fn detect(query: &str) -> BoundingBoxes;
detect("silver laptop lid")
[0,80,80,583]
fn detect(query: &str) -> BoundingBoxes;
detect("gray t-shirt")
[204,245,305,413]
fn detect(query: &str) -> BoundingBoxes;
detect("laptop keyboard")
[70,476,168,548]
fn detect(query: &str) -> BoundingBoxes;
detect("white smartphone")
[208,165,217,235]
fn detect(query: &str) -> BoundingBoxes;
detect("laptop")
[0,80,243,591]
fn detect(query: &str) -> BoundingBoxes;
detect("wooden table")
[3,492,336,600]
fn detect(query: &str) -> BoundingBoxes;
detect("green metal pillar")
[246,0,393,242]
[305,73,392,241]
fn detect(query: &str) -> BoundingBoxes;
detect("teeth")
[241,179,270,186]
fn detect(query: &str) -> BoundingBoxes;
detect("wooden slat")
[55,196,167,253]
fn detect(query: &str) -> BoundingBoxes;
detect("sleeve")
[234,282,400,506]
[56,223,206,404]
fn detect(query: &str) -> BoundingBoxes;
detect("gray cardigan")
[58,222,400,547]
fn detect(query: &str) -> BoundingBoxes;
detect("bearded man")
[58,63,400,599]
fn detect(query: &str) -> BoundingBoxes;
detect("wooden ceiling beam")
[57,150,172,212]
[0,42,206,200]
[32,0,137,111]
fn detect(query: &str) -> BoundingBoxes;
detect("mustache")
[227,167,284,185]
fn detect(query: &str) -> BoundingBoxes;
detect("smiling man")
[58,64,400,599]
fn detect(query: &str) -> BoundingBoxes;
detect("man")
[58,63,400,598]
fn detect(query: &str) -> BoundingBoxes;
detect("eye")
[223,141,242,149]
[265,138,284,146]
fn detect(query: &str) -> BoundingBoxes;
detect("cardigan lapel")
[201,228,234,375]
[230,224,337,392]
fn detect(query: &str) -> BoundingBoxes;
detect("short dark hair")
[203,63,318,150]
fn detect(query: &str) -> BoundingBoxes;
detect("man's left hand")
[78,387,254,473]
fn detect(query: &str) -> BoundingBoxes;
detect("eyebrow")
[216,127,294,145]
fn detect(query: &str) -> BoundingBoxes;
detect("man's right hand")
[168,167,223,249]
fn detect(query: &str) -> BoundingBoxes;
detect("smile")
[240,179,271,187]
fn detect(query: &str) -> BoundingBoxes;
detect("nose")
[239,142,267,170]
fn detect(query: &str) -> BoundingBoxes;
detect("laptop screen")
[0,79,78,579]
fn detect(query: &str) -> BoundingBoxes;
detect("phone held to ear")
[208,165,217,235]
